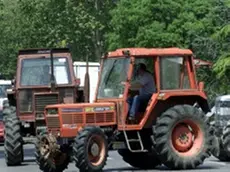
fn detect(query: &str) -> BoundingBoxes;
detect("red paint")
[171,120,204,157]
[0,121,4,142]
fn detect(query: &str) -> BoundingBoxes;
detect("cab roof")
[107,47,193,58]
[216,95,230,102]
[18,48,70,56]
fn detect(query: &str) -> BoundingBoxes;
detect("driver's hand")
[121,82,131,87]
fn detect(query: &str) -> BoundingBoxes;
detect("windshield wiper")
[104,60,117,85]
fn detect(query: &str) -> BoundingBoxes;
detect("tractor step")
[127,139,141,142]
[23,137,37,145]
[123,131,147,153]
[111,141,127,150]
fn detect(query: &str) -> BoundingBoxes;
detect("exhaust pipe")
[50,49,56,92]
[84,55,90,103]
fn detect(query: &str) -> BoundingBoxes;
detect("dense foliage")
[0,0,230,103]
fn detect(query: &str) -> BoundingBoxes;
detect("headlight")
[46,108,58,115]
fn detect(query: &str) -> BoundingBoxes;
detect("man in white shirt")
[127,63,156,121]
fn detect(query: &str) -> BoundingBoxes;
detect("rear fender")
[7,89,16,107]
[144,95,210,128]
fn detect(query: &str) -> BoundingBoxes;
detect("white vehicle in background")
[0,80,12,109]
[73,61,100,103]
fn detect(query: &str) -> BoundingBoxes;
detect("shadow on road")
[0,148,35,159]
[104,164,220,171]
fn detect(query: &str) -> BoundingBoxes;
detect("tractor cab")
[95,48,208,126]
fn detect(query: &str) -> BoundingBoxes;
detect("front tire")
[4,109,23,166]
[216,121,230,161]
[73,126,108,172]
[35,134,70,172]
[154,105,212,169]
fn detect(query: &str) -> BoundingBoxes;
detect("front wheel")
[73,126,108,172]
[154,105,212,169]
[35,134,70,172]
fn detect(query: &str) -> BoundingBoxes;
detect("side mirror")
[75,78,80,86]
[11,79,15,86]
[198,81,204,91]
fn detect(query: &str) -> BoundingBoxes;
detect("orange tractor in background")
[2,48,87,166]
[35,47,215,172]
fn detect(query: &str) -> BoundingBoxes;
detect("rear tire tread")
[4,106,23,166]
[153,105,212,169]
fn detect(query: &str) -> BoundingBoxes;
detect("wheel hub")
[40,139,50,158]
[172,124,193,152]
[179,133,189,143]
[38,134,65,164]
[91,143,100,157]
[87,134,106,166]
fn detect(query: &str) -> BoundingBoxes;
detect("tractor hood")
[45,102,117,138]
[45,102,116,113]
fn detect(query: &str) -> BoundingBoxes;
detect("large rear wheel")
[154,105,212,169]
[73,126,108,172]
[4,107,23,166]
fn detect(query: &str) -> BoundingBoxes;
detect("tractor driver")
[127,63,156,121]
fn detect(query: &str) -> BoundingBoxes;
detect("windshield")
[97,58,130,98]
[20,57,71,86]
[0,84,11,98]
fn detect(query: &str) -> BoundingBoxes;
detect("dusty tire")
[35,134,70,172]
[118,149,161,169]
[4,109,23,166]
[218,122,230,161]
[209,126,220,157]
[154,105,212,169]
[2,100,14,123]
[73,126,108,172]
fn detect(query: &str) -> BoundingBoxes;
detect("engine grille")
[35,94,59,112]
[46,116,60,128]
[62,112,115,125]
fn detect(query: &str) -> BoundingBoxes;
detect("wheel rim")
[40,137,50,159]
[39,136,67,166]
[171,119,203,156]
[87,135,105,166]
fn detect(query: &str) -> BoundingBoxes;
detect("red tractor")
[35,47,215,172]
[2,48,85,166]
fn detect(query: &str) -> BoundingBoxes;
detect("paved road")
[0,144,229,172]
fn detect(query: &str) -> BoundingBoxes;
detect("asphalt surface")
[0,144,230,172]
